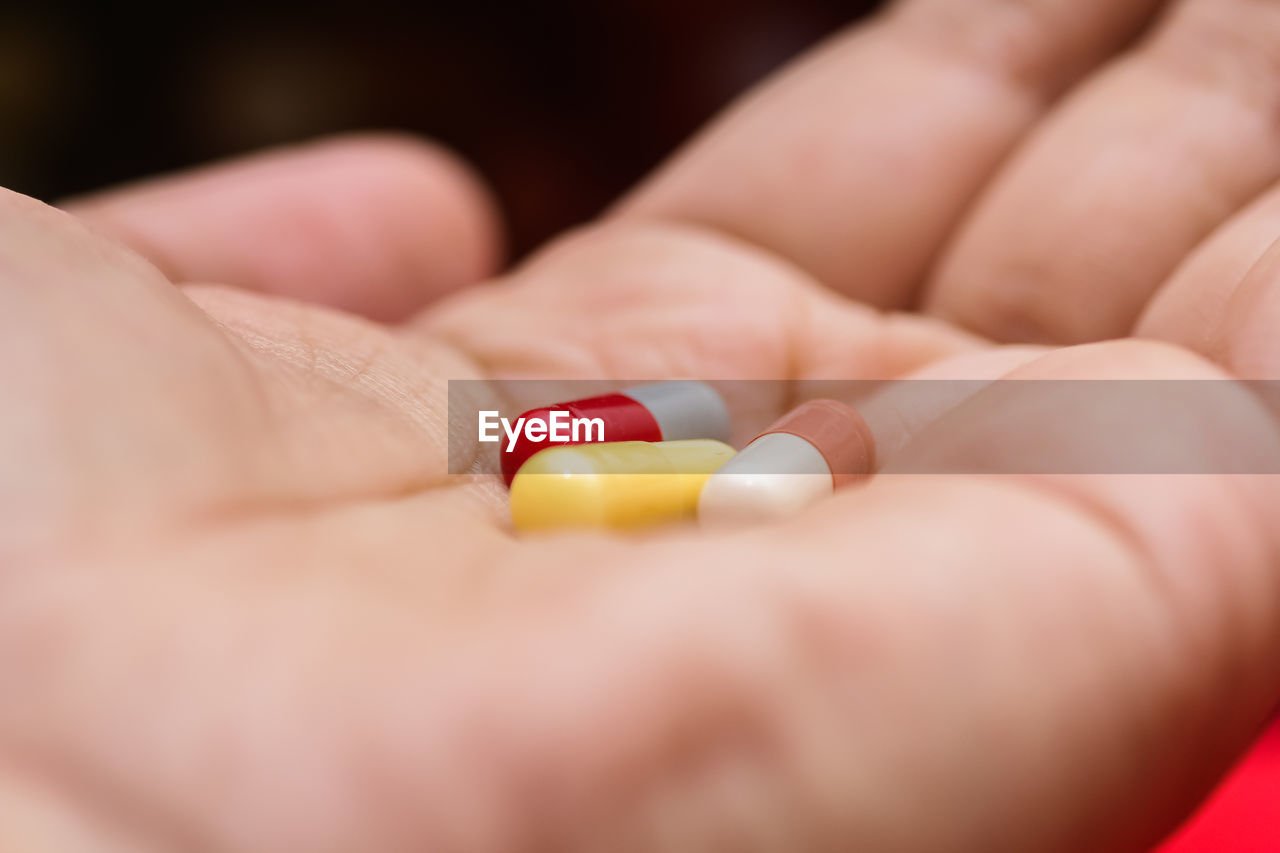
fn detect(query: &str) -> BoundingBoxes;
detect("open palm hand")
[5,0,1280,849]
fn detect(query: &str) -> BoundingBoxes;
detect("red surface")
[1157,721,1280,853]
[499,394,663,485]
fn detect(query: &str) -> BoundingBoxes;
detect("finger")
[1137,183,1280,374]
[617,0,1164,308]
[8,348,1279,851]
[927,0,1280,343]
[63,134,502,322]
[423,221,980,387]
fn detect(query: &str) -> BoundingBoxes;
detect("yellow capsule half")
[510,440,736,532]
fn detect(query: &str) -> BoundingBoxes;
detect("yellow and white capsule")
[510,440,735,532]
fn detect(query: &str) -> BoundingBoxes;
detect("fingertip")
[314,131,506,282]
[64,132,505,322]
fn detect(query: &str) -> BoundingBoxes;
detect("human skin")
[4,0,1280,849]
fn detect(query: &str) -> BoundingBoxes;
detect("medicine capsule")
[510,439,735,532]
[500,381,731,485]
[697,399,874,527]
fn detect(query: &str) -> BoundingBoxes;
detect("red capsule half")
[499,381,730,485]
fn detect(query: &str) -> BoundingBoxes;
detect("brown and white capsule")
[697,399,874,526]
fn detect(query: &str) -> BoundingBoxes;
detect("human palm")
[5,0,1280,850]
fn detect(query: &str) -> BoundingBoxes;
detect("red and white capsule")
[697,399,874,526]
[500,381,731,485]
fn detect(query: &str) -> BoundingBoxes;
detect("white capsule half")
[624,381,731,444]
[697,432,834,527]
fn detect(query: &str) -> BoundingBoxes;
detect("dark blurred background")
[0,0,884,256]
